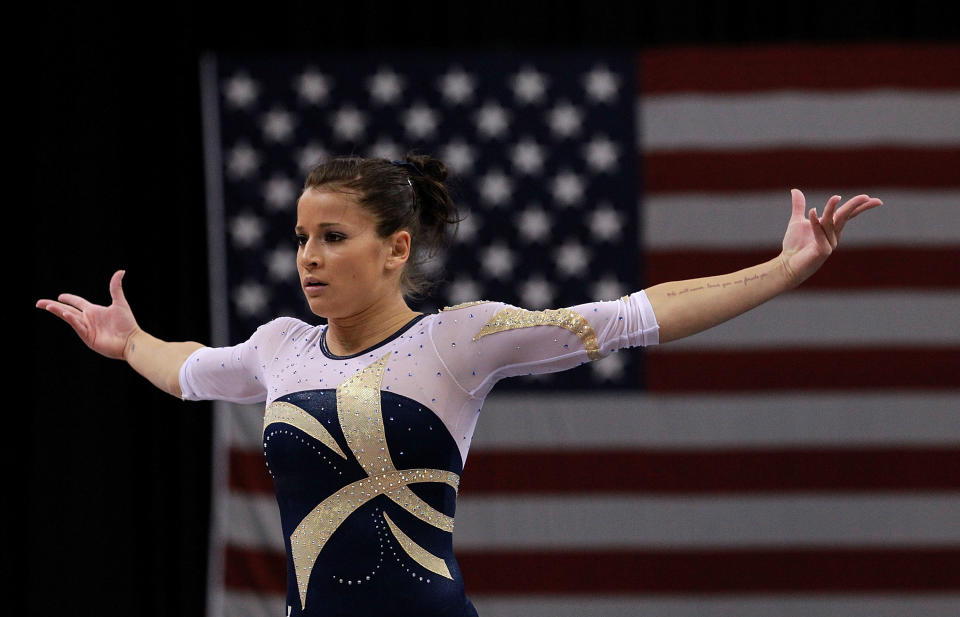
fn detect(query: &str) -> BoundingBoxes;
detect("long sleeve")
[178,317,308,404]
[430,290,659,399]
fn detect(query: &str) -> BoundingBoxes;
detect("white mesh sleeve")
[430,290,659,398]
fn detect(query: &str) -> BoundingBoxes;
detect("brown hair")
[303,153,459,298]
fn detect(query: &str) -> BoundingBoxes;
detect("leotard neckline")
[318,313,428,360]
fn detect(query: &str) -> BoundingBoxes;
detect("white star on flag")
[516,205,551,243]
[440,140,477,174]
[447,277,483,305]
[264,176,297,210]
[233,282,269,317]
[583,135,619,172]
[583,65,620,103]
[591,275,626,300]
[227,142,260,179]
[403,103,440,140]
[456,209,480,242]
[229,213,265,248]
[510,138,545,175]
[475,101,511,138]
[551,170,585,206]
[295,70,331,104]
[478,170,513,206]
[368,137,403,161]
[438,67,476,105]
[368,67,405,104]
[331,105,368,141]
[589,204,624,241]
[297,143,328,173]
[590,351,625,380]
[262,108,295,142]
[519,276,556,308]
[554,240,591,277]
[267,245,297,281]
[223,72,258,108]
[548,101,584,138]
[481,243,515,279]
[511,66,548,104]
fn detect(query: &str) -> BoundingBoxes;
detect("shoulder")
[245,316,317,346]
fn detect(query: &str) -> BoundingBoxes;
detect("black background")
[26,2,957,615]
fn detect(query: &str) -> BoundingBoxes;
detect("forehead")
[296,188,374,228]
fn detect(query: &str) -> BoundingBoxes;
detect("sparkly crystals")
[287,353,461,611]
[474,307,602,360]
[383,512,453,580]
[263,401,347,459]
[441,300,493,312]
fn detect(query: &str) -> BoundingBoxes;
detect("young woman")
[36,154,882,617]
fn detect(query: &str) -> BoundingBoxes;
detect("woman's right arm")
[36,270,204,398]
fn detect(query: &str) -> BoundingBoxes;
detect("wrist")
[122,327,144,362]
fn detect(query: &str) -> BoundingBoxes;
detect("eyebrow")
[294,222,345,232]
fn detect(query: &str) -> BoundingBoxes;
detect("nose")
[298,237,323,270]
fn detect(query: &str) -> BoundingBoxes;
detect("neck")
[325,294,420,356]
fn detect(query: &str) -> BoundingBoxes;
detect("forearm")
[123,329,205,398]
[645,255,794,344]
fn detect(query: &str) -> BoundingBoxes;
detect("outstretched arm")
[36,270,204,397]
[646,189,882,344]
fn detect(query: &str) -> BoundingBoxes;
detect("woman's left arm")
[645,189,882,344]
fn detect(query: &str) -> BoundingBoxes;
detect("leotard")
[179,292,659,616]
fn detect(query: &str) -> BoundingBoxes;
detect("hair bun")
[405,153,447,182]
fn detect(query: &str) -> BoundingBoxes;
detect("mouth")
[303,279,329,296]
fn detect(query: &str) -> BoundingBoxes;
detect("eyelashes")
[294,232,347,247]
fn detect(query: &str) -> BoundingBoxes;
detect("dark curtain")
[26,2,956,615]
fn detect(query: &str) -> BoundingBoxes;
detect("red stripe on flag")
[646,247,960,289]
[642,148,960,193]
[646,348,960,391]
[229,448,274,495]
[224,545,286,593]
[222,545,960,595]
[459,448,960,495]
[460,547,960,594]
[639,44,960,93]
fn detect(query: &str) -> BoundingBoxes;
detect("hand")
[36,270,141,360]
[779,189,882,287]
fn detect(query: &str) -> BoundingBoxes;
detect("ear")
[384,230,411,271]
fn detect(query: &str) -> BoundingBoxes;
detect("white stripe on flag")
[643,190,960,249]
[639,91,960,151]
[657,291,960,349]
[471,392,960,450]
[222,493,960,551]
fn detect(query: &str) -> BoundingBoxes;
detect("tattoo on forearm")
[666,271,771,297]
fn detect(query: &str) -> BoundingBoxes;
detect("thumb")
[109,270,128,305]
[790,188,806,220]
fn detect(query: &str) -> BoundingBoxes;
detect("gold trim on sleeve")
[441,300,493,312]
[473,307,603,360]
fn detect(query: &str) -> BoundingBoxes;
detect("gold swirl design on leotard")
[473,307,603,360]
[287,352,460,610]
[383,511,452,579]
[264,401,347,460]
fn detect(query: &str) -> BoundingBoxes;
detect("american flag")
[200,45,960,617]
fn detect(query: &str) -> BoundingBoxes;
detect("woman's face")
[295,187,407,319]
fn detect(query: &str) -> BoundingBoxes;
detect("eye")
[324,232,346,243]
[294,233,307,246]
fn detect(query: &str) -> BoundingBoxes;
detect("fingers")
[834,195,883,235]
[790,188,806,219]
[56,293,93,311]
[109,270,128,305]
[36,300,89,339]
[819,195,841,244]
